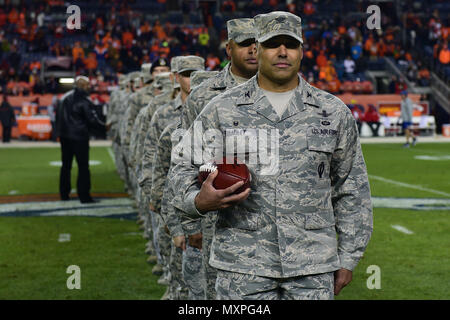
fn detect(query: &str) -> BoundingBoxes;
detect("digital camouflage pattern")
[134,74,174,185]
[168,63,243,300]
[176,55,205,74]
[170,75,373,278]
[182,245,205,300]
[254,11,303,44]
[141,63,152,84]
[215,270,334,300]
[190,70,219,91]
[140,93,181,197]
[121,83,155,167]
[227,18,256,43]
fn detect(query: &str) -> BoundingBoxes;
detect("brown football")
[198,157,251,194]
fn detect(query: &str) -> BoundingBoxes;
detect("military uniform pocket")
[306,126,337,153]
[304,211,335,230]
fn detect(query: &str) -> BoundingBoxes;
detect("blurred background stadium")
[0,0,449,300]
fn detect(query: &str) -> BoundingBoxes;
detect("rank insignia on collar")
[245,91,250,98]
[233,121,239,126]
[306,91,311,98]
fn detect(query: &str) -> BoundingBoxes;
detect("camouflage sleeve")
[181,87,209,130]
[119,95,131,147]
[106,91,117,126]
[169,98,222,220]
[161,180,184,237]
[123,93,140,152]
[136,110,152,177]
[139,109,162,195]
[129,107,144,171]
[331,109,373,271]
[149,123,173,213]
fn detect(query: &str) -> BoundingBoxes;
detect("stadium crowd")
[1,0,448,97]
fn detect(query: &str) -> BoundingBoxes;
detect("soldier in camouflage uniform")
[116,71,141,195]
[170,12,373,300]
[168,18,258,300]
[106,74,127,182]
[145,56,205,300]
[113,74,136,186]
[151,70,218,300]
[131,72,175,272]
[121,65,155,214]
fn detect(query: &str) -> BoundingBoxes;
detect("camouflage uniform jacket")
[170,75,373,278]
[133,90,174,183]
[150,118,185,237]
[121,85,155,162]
[106,89,119,139]
[171,63,238,235]
[139,93,181,195]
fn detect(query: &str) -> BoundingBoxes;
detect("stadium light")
[59,78,75,84]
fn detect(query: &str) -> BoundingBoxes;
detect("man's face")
[226,39,258,78]
[258,35,303,86]
[177,71,192,95]
[152,66,170,77]
[78,79,90,93]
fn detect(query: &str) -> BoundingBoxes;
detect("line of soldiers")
[106,18,259,300]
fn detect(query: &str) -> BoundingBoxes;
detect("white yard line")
[368,175,450,197]
[107,147,115,165]
[58,233,71,242]
[391,225,414,235]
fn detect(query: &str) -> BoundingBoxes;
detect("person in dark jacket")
[56,76,105,203]
[0,94,16,143]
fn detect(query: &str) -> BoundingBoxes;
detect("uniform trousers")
[215,270,334,300]
[59,138,91,201]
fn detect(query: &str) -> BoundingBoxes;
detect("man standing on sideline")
[400,90,417,147]
[0,93,16,143]
[171,11,373,300]
[56,76,105,203]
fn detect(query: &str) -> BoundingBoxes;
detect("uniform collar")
[237,74,309,123]
[210,63,236,90]
[174,92,183,110]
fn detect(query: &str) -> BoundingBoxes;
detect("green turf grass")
[0,216,165,299]
[0,147,124,196]
[0,143,449,300]
[362,143,450,198]
[336,208,450,300]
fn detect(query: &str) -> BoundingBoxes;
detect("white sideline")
[368,175,450,197]
[391,225,414,235]
[107,147,115,165]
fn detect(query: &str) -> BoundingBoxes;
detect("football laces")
[199,163,217,173]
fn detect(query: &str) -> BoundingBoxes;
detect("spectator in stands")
[84,52,98,77]
[72,41,85,71]
[351,42,362,61]
[388,75,398,93]
[206,53,220,71]
[417,62,430,86]
[221,0,236,13]
[303,1,316,16]
[395,78,408,94]
[351,105,363,135]
[400,90,417,148]
[316,50,328,68]
[362,105,381,137]
[439,41,449,65]
[344,55,356,80]
[0,93,16,143]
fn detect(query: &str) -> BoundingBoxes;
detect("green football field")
[0,143,449,300]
